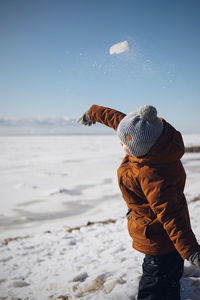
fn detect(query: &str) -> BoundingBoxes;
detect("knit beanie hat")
[117,105,163,157]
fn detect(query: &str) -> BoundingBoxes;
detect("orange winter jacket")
[88,105,200,259]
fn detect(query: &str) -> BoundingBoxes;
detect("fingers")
[77,114,88,125]
[82,114,88,123]
[189,252,200,268]
[77,112,96,126]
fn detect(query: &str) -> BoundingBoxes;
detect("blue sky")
[1,0,200,132]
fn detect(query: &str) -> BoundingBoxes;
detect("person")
[77,104,200,300]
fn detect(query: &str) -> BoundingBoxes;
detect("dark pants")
[137,251,184,300]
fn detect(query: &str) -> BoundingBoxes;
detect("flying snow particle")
[109,41,129,55]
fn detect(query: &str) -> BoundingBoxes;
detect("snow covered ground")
[0,134,200,300]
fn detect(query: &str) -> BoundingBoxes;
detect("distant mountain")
[0,116,74,126]
[0,117,112,135]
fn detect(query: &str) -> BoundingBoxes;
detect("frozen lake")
[1,134,200,238]
[0,135,126,238]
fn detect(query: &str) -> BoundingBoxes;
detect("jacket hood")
[128,119,185,165]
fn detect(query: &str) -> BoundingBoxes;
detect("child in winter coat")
[77,104,200,300]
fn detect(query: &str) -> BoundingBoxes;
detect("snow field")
[1,134,200,299]
[1,217,200,300]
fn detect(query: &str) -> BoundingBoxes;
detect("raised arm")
[78,105,126,131]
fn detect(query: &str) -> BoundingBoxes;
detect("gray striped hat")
[117,105,163,157]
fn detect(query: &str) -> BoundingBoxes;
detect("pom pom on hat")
[117,104,163,157]
[138,105,157,121]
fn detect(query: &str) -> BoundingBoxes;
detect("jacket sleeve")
[87,105,126,131]
[140,169,200,259]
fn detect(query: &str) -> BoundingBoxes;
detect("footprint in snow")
[67,240,76,246]
[0,278,6,284]
[12,280,30,288]
[71,272,88,282]
[0,256,13,262]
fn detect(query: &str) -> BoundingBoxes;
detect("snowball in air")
[109,41,129,55]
